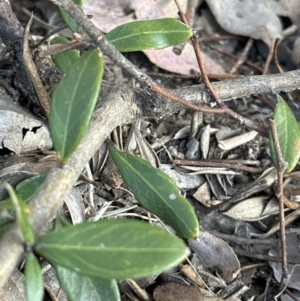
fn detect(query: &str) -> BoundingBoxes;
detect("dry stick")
[269,119,289,279]
[38,40,87,58]
[55,0,216,114]
[0,84,137,289]
[207,43,264,73]
[285,290,300,301]
[230,38,253,74]
[172,0,197,54]
[23,15,50,117]
[172,159,262,173]
[56,0,269,136]
[263,41,276,75]
[193,38,269,135]
[232,248,298,264]
[274,38,285,74]
[174,1,268,136]
[152,85,225,114]
[0,1,299,291]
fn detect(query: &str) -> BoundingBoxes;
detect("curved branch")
[1,0,300,290]
[0,85,137,288]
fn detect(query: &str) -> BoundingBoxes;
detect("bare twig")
[263,41,276,75]
[55,0,270,136]
[174,2,269,136]
[0,84,137,289]
[23,15,50,116]
[1,0,300,290]
[230,38,253,74]
[207,43,264,73]
[274,38,284,74]
[173,159,262,173]
[37,40,87,58]
[172,0,197,54]
[270,119,289,279]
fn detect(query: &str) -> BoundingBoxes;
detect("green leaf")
[55,264,120,301]
[16,173,47,202]
[59,0,83,33]
[0,174,46,239]
[0,173,46,225]
[108,145,199,239]
[35,219,188,279]
[51,36,80,74]
[6,184,35,245]
[106,18,192,52]
[49,49,104,163]
[25,253,44,301]
[269,97,300,173]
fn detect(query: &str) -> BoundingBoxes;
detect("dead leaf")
[224,196,270,221]
[144,43,225,75]
[181,264,206,288]
[0,156,55,200]
[269,233,300,290]
[0,269,26,301]
[0,88,52,154]
[281,0,300,29]
[43,264,68,301]
[83,0,135,32]
[157,0,189,18]
[64,187,85,224]
[84,0,225,75]
[193,181,213,207]
[189,231,240,283]
[206,0,282,47]
[161,164,205,189]
[153,282,224,301]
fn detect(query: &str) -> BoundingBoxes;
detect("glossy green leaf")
[16,173,47,202]
[106,18,192,52]
[36,219,188,279]
[0,174,46,239]
[60,0,83,33]
[108,145,199,239]
[269,97,300,173]
[25,253,44,301]
[51,36,80,74]
[6,184,35,245]
[0,173,46,220]
[49,49,103,163]
[55,264,120,301]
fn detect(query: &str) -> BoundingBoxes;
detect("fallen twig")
[270,118,289,279]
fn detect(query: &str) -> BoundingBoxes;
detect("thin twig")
[152,85,225,114]
[174,1,268,136]
[270,118,289,279]
[193,38,268,135]
[172,0,197,54]
[263,41,276,75]
[207,44,264,73]
[55,0,269,136]
[23,15,50,117]
[173,159,262,173]
[274,38,284,74]
[233,248,297,264]
[230,38,253,74]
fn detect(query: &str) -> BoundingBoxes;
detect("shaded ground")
[1,0,300,300]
